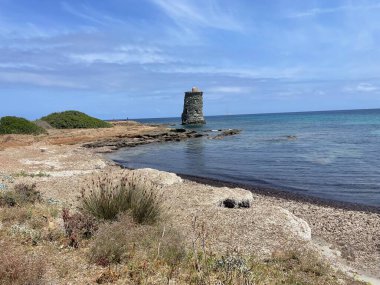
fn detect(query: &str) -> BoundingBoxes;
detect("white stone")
[131,168,183,186]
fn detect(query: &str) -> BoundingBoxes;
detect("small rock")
[221,198,251,209]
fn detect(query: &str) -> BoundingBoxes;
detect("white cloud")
[152,65,303,79]
[356,83,378,92]
[288,3,380,18]
[206,86,250,93]
[343,82,379,93]
[151,0,243,32]
[69,45,172,65]
[0,71,86,88]
[61,2,125,26]
[0,63,53,71]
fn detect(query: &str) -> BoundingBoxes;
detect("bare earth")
[0,122,379,284]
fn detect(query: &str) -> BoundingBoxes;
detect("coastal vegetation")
[0,116,46,135]
[40,110,111,129]
[0,172,367,284]
[80,173,162,224]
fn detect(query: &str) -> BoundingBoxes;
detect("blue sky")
[0,0,380,119]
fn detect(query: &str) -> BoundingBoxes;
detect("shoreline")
[107,157,380,214]
[105,157,380,279]
[1,123,379,282]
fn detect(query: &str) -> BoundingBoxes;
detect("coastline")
[1,122,379,283]
[107,158,380,280]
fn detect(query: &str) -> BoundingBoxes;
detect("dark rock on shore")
[83,128,242,151]
[82,129,206,150]
[212,129,241,139]
[221,198,251,209]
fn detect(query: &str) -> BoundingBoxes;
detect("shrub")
[89,215,185,269]
[81,173,163,224]
[62,208,98,248]
[13,183,41,204]
[0,184,41,207]
[89,222,130,266]
[0,243,46,285]
[0,116,46,135]
[40,110,111,129]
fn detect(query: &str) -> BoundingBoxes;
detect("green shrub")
[0,184,41,207]
[40,110,111,129]
[81,173,162,224]
[0,116,46,135]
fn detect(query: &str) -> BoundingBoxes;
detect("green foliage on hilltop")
[0,116,47,135]
[41,111,111,129]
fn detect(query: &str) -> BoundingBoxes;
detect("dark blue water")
[107,109,380,207]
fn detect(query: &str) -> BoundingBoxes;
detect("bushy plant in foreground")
[40,110,111,129]
[0,116,46,135]
[89,215,185,269]
[0,243,46,285]
[62,208,98,248]
[80,173,163,224]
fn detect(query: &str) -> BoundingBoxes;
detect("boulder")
[131,168,183,186]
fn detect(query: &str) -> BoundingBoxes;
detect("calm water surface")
[107,109,380,207]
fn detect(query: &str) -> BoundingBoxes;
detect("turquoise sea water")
[107,109,380,207]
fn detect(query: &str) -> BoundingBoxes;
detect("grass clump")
[0,243,46,285]
[80,173,163,224]
[13,171,50,178]
[89,215,185,270]
[40,110,111,129]
[0,183,41,207]
[0,116,46,135]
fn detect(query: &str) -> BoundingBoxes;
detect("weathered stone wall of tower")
[181,87,206,125]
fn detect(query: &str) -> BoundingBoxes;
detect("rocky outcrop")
[181,87,206,125]
[82,128,241,151]
[82,129,206,151]
[212,129,241,139]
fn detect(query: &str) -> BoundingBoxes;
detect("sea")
[106,109,380,207]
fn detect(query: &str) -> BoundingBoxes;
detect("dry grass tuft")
[80,172,163,224]
[0,242,46,285]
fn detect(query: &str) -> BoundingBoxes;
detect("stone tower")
[181,87,206,125]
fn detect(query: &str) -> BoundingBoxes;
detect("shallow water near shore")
[108,109,380,207]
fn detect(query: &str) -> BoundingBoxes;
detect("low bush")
[89,222,130,266]
[40,110,111,129]
[62,208,98,248]
[14,183,41,204]
[0,183,41,207]
[81,173,163,224]
[0,116,46,135]
[0,243,46,285]
[89,215,185,269]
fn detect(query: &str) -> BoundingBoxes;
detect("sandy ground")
[0,124,379,283]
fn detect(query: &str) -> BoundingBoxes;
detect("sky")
[0,0,380,120]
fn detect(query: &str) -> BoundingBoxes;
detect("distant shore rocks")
[212,129,241,140]
[83,127,242,151]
